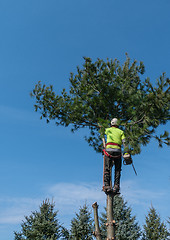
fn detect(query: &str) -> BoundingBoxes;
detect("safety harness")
[103,142,121,158]
[103,149,121,158]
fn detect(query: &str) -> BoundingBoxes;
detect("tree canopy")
[31,55,170,154]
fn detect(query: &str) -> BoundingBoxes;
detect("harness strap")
[106,142,121,148]
[103,149,121,158]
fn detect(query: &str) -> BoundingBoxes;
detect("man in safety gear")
[103,118,127,194]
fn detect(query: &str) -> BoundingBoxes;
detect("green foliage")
[60,226,70,240]
[70,203,94,240]
[167,217,170,238]
[14,199,62,240]
[31,55,170,154]
[100,195,141,239]
[142,206,168,240]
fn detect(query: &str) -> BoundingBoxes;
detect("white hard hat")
[111,118,118,126]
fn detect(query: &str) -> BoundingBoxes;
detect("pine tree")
[100,195,141,240]
[142,205,168,240]
[14,199,62,240]
[31,56,170,240]
[70,203,94,240]
[167,217,170,239]
[31,55,170,155]
[61,226,70,240]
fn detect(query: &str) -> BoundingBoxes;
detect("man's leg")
[113,155,122,193]
[103,155,112,192]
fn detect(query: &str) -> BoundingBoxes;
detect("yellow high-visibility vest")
[105,127,125,149]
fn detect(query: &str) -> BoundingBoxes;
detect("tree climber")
[103,118,127,194]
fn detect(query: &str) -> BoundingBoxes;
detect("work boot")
[103,185,112,193]
[113,184,120,194]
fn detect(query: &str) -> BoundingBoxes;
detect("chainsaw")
[123,152,137,176]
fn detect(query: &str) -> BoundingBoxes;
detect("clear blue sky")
[0,0,170,239]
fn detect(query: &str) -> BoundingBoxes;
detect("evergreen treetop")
[14,199,62,240]
[70,203,94,240]
[167,217,170,239]
[142,205,168,240]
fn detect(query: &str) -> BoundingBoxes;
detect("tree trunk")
[92,202,102,240]
[106,193,116,240]
[102,137,116,239]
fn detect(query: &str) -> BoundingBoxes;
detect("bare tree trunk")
[102,137,116,239]
[106,193,116,240]
[92,202,102,240]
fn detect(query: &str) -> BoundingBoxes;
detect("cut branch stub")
[92,202,102,240]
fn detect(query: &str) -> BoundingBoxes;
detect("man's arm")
[122,139,130,153]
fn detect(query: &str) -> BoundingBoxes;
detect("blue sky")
[0,0,170,239]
